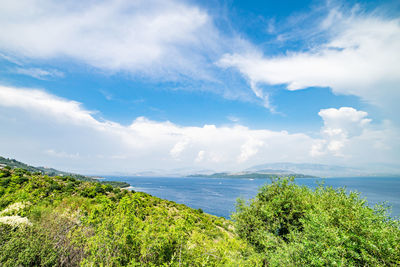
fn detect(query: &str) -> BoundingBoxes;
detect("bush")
[0,223,59,266]
[233,177,400,266]
[0,169,11,178]
[0,178,10,187]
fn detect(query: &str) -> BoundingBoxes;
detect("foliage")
[233,177,400,266]
[100,180,130,188]
[0,156,129,188]
[0,168,258,266]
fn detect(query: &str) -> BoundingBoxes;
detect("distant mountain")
[246,162,400,177]
[188,171,316,179]
[102,168,216,177]
[0,156,129,187]
[188,162,400,179]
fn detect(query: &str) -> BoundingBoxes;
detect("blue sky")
[0,0,399,174]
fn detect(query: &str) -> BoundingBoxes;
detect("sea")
[104,176,400,219]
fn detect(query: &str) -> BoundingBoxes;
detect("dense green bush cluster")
[0,168,257,266]
[1,167,399,266]
[233,177,400,266]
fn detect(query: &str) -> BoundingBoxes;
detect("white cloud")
[195,150,205,163]
[0,85,314,172]
[0,86,398,173]
[311,107,400,166]
[227,115,240,123]
[312,107,371,156]
[319,107,371,138]
[0,0,226,80]
[170,139,190,159]
[0,85,97,126]
[238,138,264,163]
[218,10,400,117]
[13,67,64,80]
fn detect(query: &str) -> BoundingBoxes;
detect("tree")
[233,177,400,266]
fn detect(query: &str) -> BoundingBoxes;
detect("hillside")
[0,167,258,266]
[0,156,129,188]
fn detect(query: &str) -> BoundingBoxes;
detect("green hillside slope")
[0,167,258,266]
[0,156,129,188]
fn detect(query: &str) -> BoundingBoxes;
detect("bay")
[104,176,400,219]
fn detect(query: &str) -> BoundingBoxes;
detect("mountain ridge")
[0,156,130,188]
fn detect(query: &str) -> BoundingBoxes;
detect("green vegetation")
[0,167,257,266]
[0,156,129,188]
[99,180,131,188]
[1,165,399,266]
[233,177,400,266]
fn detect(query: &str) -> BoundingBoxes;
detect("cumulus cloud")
[311,107,400,167]
[170,139,190,159]
[319,107,371,138]
[0,0,228,80]
[238,138,264,163]
[311,107,371,156]
[218,10,400,117]
[0,85,314,172]
[0,86,398,173]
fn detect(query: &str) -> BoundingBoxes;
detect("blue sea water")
[104,176,400,219]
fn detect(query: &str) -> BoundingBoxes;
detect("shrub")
[0,223,59,266]
[233,177,400,266]
[0,169,11,178]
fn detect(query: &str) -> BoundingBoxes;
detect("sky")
[0,0,399,174]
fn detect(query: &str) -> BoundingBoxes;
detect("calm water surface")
[105,176,400,219]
